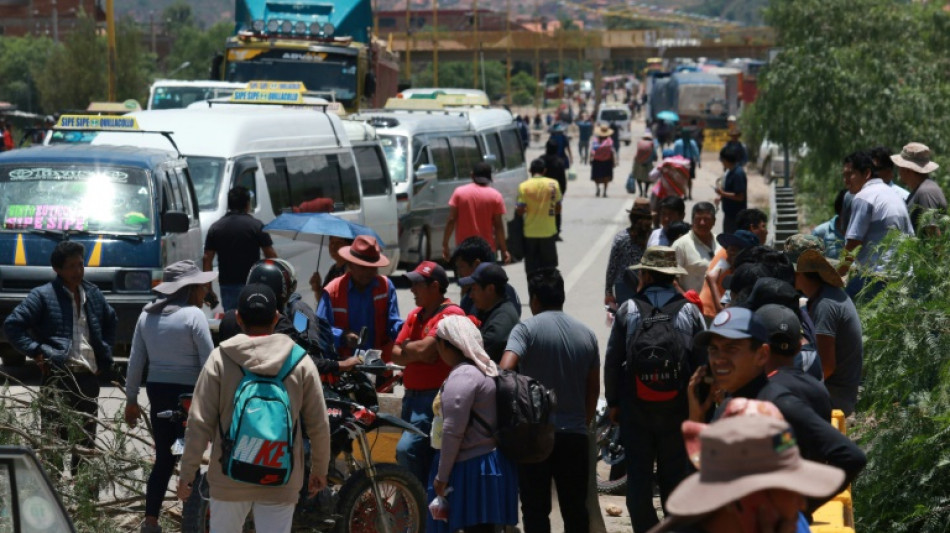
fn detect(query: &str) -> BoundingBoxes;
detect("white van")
[92,109,392,304]
[147,80,246,110]
[596,104,633,145]
[351,106,528,265]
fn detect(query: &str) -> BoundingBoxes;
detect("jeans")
[145,382,195,518]
[518,432,590,533]
[209,499,295,532]
[396,390,437,487]
[619,399,692,533]
[41,367,99,476]
[579,141,590,164]
[219,284,244,312]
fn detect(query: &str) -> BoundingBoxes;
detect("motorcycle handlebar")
[353,363,404,374]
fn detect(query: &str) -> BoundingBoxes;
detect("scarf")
[436,315,499,377]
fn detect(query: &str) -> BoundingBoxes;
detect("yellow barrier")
[704,129,730,153]
[811,410,855,533]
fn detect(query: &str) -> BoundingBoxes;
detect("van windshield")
[379,135,410,183]
[151,86,238,110]
[185,156,226,210]
[0,164,155,235]
[600,110,629,122]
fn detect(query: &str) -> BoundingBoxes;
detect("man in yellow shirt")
[517,159,563,274]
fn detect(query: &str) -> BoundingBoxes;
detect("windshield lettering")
[5,205,85,231]
[8,168,129,182]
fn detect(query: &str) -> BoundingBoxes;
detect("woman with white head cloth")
[427,315,518,533]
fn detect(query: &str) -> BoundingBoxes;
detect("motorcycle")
[163,358,426,533]
[594,397,627,494]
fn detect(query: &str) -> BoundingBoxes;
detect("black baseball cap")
[459,262,508,287]
[754,304,802,357]
[238,283,278,326]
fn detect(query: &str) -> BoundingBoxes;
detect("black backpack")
[473,369,557,464]
[626,295,690,402]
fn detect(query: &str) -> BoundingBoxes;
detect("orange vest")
[325,272,395,362]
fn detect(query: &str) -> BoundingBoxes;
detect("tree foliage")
[851,218,950,532]
[0,36,55,114]
[162,21,232,79]
[748,0,950,208]
[413,60,509,101]
[34,13,106,112]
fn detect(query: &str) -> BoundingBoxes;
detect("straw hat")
[629,246,687,276]
[595,124,614,137]
[890,142,939,174]
[796,249,844,288]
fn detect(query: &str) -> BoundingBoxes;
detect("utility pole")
[106,0,117,101]
[472,0,479,89]
[505,0,512,106]
[150,11,157,55]
[51,0,58,43]
[433,0,439,86]
[404,2,412,81]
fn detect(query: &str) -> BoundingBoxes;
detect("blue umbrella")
[656,110,680,122]
[264,212,385,247]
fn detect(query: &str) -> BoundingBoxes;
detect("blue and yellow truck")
[0,116,203,365]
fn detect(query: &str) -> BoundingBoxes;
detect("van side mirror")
[483,154,497,165]
[162,211,190,233]
[415,164,437,182]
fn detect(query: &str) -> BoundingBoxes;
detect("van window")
[232,156,258,209]
[484,132,505,171]
[353,145,391,196]
[448,136,481,177]
[429,138,456,181]
[499,129,524,169]
[174,167,197,219]
[185,156,226,210]
[263,154,361,214]
[165,169,186,212]
[261,157,291,213]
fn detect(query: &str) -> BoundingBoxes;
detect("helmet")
[246,259,296,304]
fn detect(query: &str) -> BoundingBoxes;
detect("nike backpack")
[626,296,690,402]
[473,369,558,464]
[220,345,306,486]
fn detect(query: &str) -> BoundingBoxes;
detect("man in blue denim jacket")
[4,240,116,474]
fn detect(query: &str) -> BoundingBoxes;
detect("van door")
[353,143,399,267]
[174,165,204,263]
[159,166,188,263]
[497,127,528,218]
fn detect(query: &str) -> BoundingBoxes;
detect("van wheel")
[416,229,431,265]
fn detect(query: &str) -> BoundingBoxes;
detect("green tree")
[34,13,106,112]
[412,61,508,102]
[162,21,232,79]
[116,17,156,107]
[0,36,55,113]
[749,0,950,218]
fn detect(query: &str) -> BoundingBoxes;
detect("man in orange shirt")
[442,162,511,264]
[392,261,467,484]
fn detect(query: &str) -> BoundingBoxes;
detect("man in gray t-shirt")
[501,270,599,533]
[795,250,863,416]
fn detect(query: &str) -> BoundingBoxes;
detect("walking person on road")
[203,186,278,311]
[633,131,658,198]
[576,113,593,164]
[428,315,519,533]
[178,284,331,532]
[392,262,468,486]
[501,269,600,533]
[518,159,562,276]
[541,140,568,240]
[591,124,617,198]
[443,162,511,264]
[604,202,653,309]
[4,240,117,476]
[124,260,217,533]
[604,247,706,533]
[714,147,747,235]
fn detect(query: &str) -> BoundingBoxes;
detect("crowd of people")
[4,102,948,533]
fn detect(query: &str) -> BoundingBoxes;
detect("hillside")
[119,0,767,28]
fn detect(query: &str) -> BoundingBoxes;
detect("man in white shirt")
[647,196,686,247]
[671,202,719,293]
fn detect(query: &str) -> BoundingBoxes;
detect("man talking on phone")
[603,246,706,533]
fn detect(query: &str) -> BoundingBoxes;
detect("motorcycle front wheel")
[334,463,426,533]
[595,422,628,494]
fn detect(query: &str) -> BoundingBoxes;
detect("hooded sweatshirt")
[180,333,331,503]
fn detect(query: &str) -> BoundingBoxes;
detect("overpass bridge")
[386,28,775,63]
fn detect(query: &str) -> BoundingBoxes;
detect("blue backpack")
[220,345,306,486]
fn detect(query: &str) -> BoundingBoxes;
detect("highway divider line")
[563,202,631,296]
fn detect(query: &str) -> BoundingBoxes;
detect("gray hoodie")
[180,333,330,503]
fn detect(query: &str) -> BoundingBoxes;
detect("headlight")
[281,20,293,34]
[266,19,279,33]
[323,23,335,37]
[294,21,307,34]
[115,270,153,293]
[309,22,321,34]
[252,19,265,32]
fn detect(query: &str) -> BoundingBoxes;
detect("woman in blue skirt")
[429,315,519,533]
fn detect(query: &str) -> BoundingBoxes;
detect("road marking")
[563,202,630,295]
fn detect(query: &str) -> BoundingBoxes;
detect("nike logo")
[247,407,263,413]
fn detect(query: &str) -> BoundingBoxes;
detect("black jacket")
[4,277,116,370]
[769,365,832,421]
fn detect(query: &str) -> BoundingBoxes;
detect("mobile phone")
[695,365,713,404]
